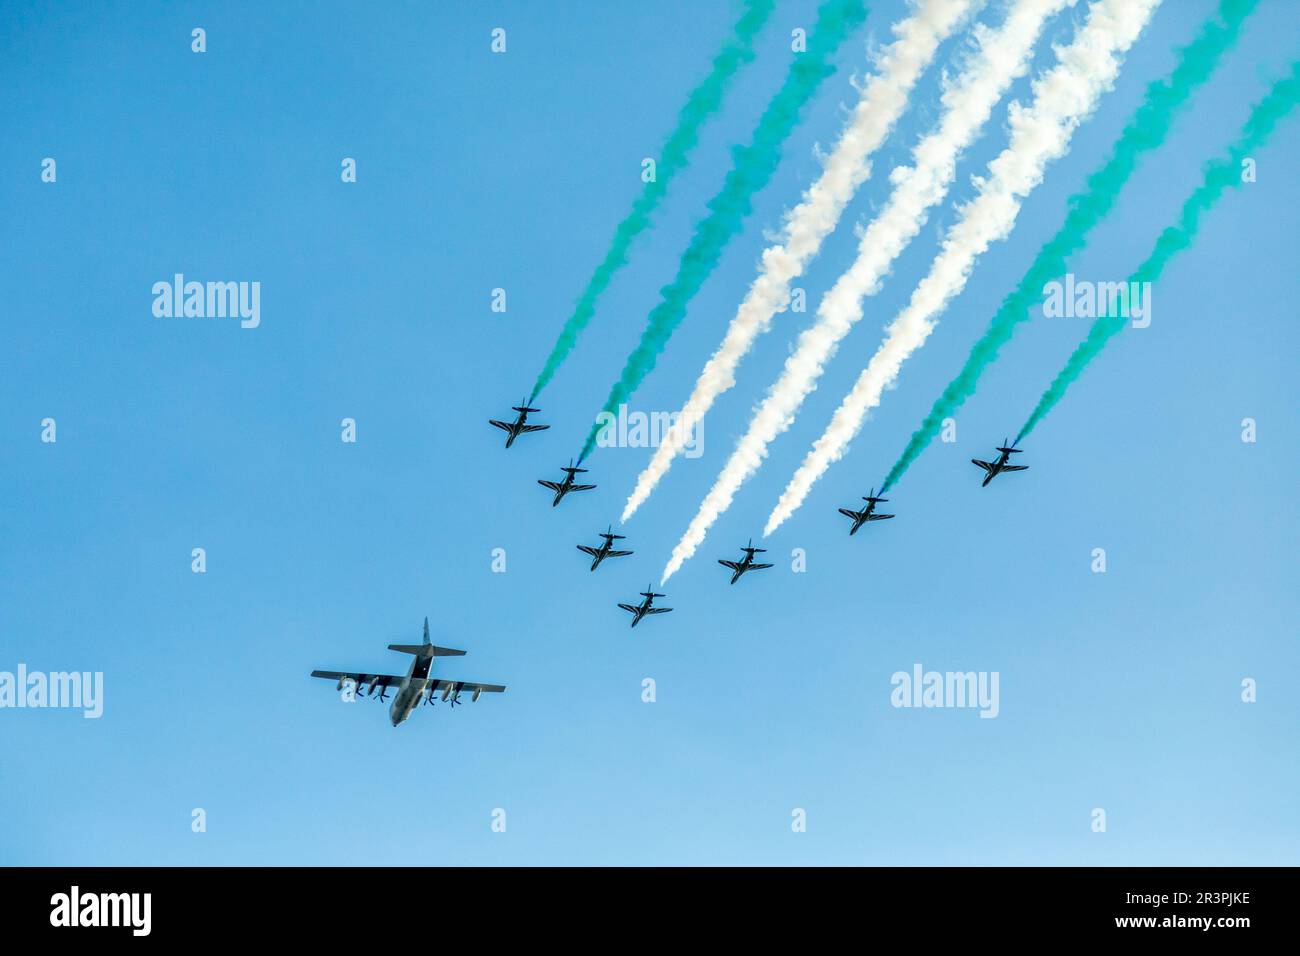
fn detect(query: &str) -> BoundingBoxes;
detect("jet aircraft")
[489,401,549,448]
[717,539,774,584]
[838,488,895,535]
[971,439,1028,487]
[577,525,633,571]
[618,586,673,628]
[538,460,596,506]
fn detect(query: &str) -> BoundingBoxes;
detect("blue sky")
[1,0,1296,865]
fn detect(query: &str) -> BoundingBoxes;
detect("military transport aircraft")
[539,460,596,506]
[618,586,673,628]
[972,439,1028,487]
[577,525,633,571]
[718,539,774,584]
[489,401,550,448]
[310,618,506,727]
[838,488,895,535]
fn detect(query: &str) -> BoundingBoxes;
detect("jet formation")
[495,401,1032,626]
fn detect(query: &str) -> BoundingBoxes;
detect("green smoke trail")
[528,0,778,403]
[578,0,869,459]
[880,0,1258,493]
[1017,60,1300,442]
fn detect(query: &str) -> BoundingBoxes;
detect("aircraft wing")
[519,424,549,433]
[538,480,563,492]
[488,419,513,432]
[426,678,506,696]
[1001,465,1028,472]
[646,607,672,615]
[617,603,640,614]
[569,483,596,492]
[718,560,741,571]
[866,513,894,521]
[577,545,600,557]
[750,563,774,570]
[971,459,994,472]
[607,549,633,558]
[838,508,863,520]
[310,670,404,688]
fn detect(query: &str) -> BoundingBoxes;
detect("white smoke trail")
[765,0,1161,534]
[662,0,1070,581]
[621,0,976,521]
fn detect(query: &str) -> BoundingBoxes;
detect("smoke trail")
[1017,62,1300,440]
[763,0,1159,536]
[661,0,1070,579]
[578,0,870,460]
[528,0,778,402]
[621,0,976,521]
[880,0,1257,493]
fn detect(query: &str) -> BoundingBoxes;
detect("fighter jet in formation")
[538,460,596,506]
[972,439,1028,487]
[618,586,673,628]
[489,401,550,448]
[577,525,633,571]
[310,618,506,727]
[717,539,773,585]
[838,488,895,535]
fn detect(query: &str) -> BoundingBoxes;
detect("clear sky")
[1,0,1296,865]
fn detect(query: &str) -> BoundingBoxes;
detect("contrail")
[578,0,870,460]
[881,0,1258,493]
[661,0,1071,579]
[1017,62,1300,441]
[763,0,1160,537]
[621,0,977,521]
[527,0,778,402]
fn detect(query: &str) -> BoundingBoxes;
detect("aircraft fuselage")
[388,652,434,726]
